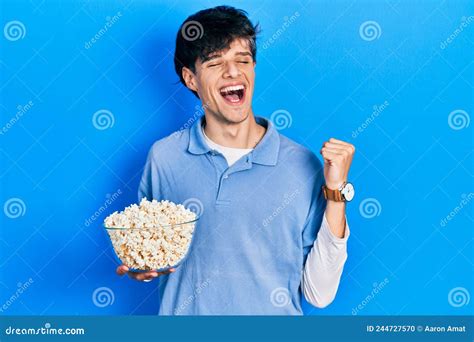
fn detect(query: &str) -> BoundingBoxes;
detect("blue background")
[0,0,472,316]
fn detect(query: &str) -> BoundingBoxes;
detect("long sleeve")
[301,212,350,308]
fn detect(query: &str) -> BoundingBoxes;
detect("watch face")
[341,182,355,202]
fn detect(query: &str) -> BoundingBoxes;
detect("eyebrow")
[235,51,252,57]
[202,51,252,63]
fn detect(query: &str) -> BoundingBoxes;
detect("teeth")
[220,84,245,93]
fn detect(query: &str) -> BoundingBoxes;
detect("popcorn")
[104,198,197,271]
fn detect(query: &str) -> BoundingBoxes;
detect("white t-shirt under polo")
[202,126,253,167]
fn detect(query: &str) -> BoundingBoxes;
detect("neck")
[203,110,266,149]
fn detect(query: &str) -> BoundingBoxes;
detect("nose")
[223,61,242,78]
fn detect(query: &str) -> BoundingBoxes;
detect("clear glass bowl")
[103,216,199,273]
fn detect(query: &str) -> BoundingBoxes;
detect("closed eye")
[207,62,222,68]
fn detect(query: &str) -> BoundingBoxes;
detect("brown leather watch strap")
[322,185,344,202]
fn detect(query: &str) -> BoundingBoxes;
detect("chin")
[220,106,251,124]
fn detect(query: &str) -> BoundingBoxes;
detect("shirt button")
[223,175,228,179]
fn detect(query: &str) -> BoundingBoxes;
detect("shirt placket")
[208,150,253,205]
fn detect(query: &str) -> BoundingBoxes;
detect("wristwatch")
[322,182,355,202]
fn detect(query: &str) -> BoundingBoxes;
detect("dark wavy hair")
[174,6,259,98]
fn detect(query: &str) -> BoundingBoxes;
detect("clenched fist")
[320,138,355,190]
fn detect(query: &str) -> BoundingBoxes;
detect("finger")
[157,268,176,276]
[145,271,159,277]
[116,265,129,276]
[323,141,348,149]
[143,273,159,281]
[328,137,350,146]
[321,147,344,155]
[133,272,153,281]
[127,268,176,281]
[324,141,348,149]
[322,143,354,158]
[140,271,161,280]
[321,150,343,163]
[323,142,352,153]
[133,273,145,281]
[328,138,356,153]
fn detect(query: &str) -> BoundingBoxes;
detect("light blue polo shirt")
[138,115,326,315]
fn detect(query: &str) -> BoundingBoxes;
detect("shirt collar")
[187,115,280,166]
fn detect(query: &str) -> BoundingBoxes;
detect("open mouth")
[219,84,246,105]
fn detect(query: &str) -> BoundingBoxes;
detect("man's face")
[183,38,255,124]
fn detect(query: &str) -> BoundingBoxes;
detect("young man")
[117,6,356,315]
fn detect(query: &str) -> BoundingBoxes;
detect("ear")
[182,67,198,93]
